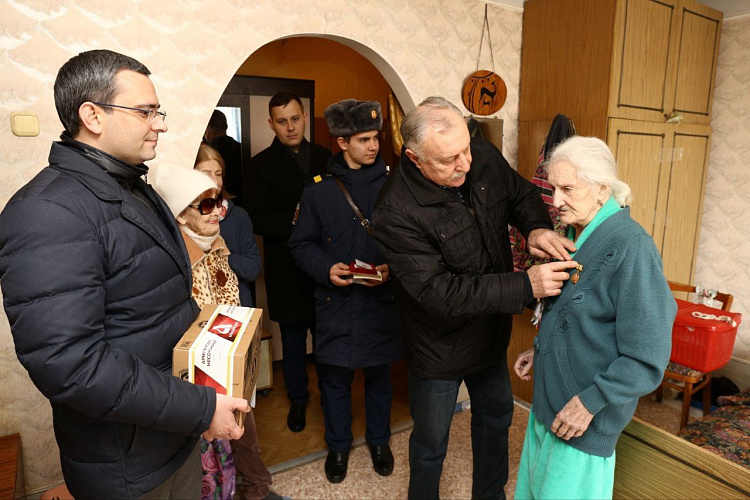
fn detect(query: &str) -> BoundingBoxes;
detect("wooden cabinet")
[519,0,721,138]
[518,0,721,284]
[515,0,721,403]
[0,434,23,500]
[606,119,711,284]
[609,0,721,125]
[507,309,537,404]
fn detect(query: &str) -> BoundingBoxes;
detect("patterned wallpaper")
[0,0,522,494]
[695,15,750,364]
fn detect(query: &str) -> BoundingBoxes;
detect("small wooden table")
[0,434,23,500]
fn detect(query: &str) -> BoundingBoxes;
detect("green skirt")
[515,409,615,499]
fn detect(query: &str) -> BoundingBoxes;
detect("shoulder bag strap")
[334,177,374,236]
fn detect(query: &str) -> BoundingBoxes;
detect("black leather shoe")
[287,401,306,432]
[369,444,394,476]
[324,450,349,483]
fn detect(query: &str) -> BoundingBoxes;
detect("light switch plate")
[11,112,40,137]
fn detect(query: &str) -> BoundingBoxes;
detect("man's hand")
[363,264,390,287]
[551,395,594,441]
[514,347,535,381]
[527,229,576,261]
[203,394,249,442]
[329,262,353,287]
[527,261,579,298]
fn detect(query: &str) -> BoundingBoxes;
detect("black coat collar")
[48,142,191,284]
[327,152,388,186]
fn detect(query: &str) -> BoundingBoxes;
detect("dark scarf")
[285,138,311,177]
[59,133,157,214]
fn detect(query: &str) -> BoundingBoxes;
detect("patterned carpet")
[262,393,689,500]
[268,402,530,500]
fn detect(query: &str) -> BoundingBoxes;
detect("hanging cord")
[476,5,496,73]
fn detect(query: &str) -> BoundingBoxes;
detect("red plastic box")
[670,299,742,372]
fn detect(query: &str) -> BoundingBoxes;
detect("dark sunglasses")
[188,194,223,215]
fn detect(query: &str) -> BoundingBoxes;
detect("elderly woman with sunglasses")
[194,143,261,309]
[151,165,281,500]
[512,137,677,500]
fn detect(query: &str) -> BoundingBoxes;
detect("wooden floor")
[253,359,412,467]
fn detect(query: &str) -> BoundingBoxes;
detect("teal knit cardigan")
[531,208,677,457]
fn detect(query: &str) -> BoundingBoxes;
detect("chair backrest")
[667,281,733,311]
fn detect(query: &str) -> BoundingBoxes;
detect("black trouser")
[316,362,393,453]
[279,321,315,404]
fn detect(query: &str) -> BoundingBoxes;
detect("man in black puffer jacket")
[373,97,579,500]
[0,50,249,500]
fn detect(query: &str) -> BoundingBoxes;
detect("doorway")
[209,35,412,468]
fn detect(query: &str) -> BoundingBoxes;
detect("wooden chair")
[655,281,734,431]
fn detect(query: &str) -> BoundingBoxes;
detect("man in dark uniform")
[245,92,331,432]
[204,109,243,207]
[289,99,402,484]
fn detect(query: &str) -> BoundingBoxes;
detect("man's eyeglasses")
[188,195,223,215]
[91,102,167,122]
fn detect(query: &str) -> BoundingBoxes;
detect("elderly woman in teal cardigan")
[513,136,677,499]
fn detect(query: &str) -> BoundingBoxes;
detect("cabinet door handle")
[665,111,684,124]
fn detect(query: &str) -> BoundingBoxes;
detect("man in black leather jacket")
[0,50,248,500]
[373,96,578,500]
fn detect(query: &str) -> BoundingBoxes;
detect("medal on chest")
[571,264,584,284]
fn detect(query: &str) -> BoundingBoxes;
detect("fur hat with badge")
[324,99,383,137]
[150,163,218,218]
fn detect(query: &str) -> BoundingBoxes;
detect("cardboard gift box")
[173,304,262,426]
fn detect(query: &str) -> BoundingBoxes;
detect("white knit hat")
[150,164,217,218]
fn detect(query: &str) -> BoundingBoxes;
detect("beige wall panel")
[660,130,710,283]
[697,15,750,363]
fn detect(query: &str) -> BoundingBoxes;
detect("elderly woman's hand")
[551,396,594,441]
[514,347,534,381]
[527,228,577,261]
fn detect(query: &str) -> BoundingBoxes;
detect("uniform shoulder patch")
[312,174,333,184]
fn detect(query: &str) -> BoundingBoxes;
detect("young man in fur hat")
[288,99,403,484]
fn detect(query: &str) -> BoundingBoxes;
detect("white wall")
[697,14,750,386]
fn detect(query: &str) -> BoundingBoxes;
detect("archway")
[207,34,414,470]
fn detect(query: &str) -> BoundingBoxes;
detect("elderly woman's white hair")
[546,136,632,207]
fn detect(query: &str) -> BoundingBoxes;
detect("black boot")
[287,401,306,432]
[369,444,394,476]
[324,450,350,483]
